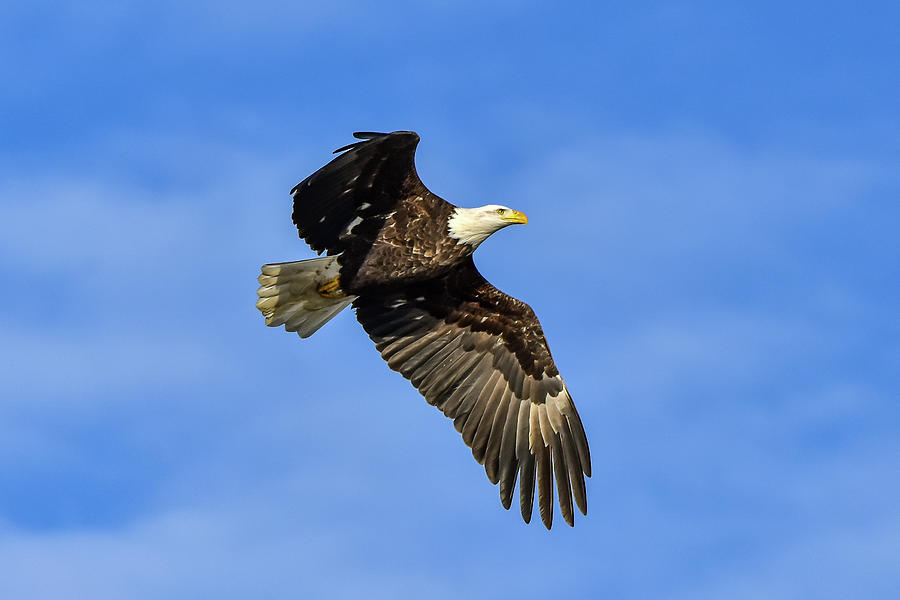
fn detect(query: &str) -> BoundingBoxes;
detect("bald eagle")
[256,131,590,528]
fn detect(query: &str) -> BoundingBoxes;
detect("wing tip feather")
[333,130,421,154]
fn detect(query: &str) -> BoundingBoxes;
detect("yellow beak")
[501,210,528,225]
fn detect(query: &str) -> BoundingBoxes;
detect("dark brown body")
[341,194,473,292]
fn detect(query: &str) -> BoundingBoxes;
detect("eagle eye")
[496,208,505,215]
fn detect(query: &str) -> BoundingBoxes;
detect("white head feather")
[447,204,528,247]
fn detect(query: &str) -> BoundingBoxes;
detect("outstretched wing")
[353,258,591,528]
[291,131,434,256]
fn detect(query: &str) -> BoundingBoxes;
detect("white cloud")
[507,133,879,262]
[674,488,900,600]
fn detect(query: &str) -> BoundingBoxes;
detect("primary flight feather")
[256,131,591,528]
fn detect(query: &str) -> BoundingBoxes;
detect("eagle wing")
[291,131,434,256]
[353,258,591,528]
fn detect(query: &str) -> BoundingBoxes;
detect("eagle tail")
[256,257,356,338]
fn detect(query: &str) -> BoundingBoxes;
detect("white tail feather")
[256,256,356,338]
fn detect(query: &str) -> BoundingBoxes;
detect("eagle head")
[447,204,529,248]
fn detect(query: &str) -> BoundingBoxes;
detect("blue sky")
[2,1,898,597]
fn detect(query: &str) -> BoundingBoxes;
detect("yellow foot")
[317,275,346,298]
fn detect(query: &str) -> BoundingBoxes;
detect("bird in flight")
[256,131,590,528]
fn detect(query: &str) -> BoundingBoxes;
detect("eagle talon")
[317,275,346,298]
